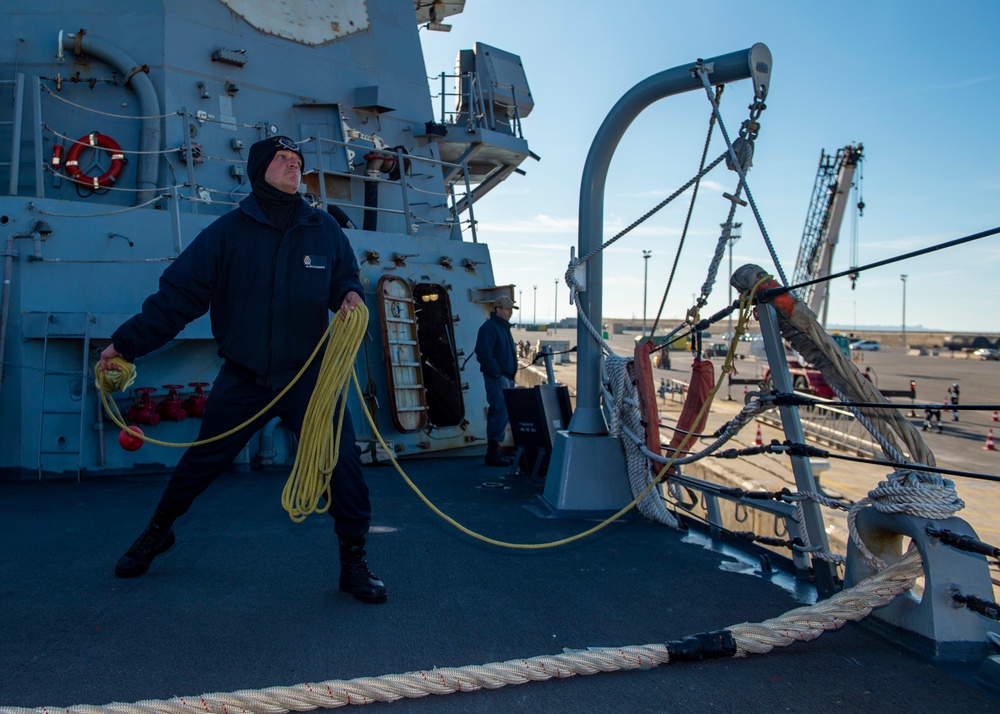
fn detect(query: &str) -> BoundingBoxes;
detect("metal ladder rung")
[388,339,417,346]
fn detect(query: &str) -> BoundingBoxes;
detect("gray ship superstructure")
[0,0,532,478]
[2,3,1000,712]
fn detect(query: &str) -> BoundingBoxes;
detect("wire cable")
[758,225,1000,302]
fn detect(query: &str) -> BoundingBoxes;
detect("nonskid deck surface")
[1,457,996,713]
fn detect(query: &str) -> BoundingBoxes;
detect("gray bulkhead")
[0,0,532,478]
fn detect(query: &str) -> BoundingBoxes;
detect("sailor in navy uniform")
[99,137,387,603]
[475,295,518,466]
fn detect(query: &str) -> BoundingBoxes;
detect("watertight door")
[412,283,465,427]
[377,275,428,432]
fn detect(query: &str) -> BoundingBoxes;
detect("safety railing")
[302,136,478,242]
[759,395,880,458]
[15,75,480,243]
[432,70,524,139]
[669,472,812,575]
[663,378,689,403]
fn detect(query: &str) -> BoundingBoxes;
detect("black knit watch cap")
[247,136,305,183]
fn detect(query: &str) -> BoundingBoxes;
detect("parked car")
[973,347,1000,361]
[850,339,881,351]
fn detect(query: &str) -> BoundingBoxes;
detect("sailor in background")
[98,136,387,604]
[923,402,943,432]
[948,382,961,421]
[475,295,518,466]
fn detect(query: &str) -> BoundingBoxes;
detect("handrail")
[669,471,811,574]
[303,135,474,239]
[434,70,524,138]
[22,84,481,242]
[760,395,879,458]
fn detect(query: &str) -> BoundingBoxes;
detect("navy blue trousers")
[484,374,515,442]
[155,363,370,538]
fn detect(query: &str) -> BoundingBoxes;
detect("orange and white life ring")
[64,132,125,189]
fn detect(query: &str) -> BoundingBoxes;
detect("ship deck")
[2,455,998,713]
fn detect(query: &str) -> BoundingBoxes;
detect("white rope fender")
[605,353,680,528]
[0,551,922,714]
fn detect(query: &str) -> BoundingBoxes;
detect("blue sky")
[420,0,1000,333]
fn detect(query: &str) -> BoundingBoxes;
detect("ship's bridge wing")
[431,42,535,209]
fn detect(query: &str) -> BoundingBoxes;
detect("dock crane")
[760,142,913,404]
[756,143,865,397]
[791,143,864,328]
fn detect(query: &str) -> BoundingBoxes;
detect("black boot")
[485,440,512,467]
[339,536,388,604]
[115,509,176,578]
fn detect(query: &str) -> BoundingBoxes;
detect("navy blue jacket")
[475,312,517,380]
[113,194,363,390]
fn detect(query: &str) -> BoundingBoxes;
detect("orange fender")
[665,358,716,464]
[633,338,663,474]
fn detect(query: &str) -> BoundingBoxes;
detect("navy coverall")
[112,194,370,537]
[475,311,517,442]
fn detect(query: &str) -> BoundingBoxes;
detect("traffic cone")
[754,423,763,446]
[985,429,996,451]
[992,411,998,423]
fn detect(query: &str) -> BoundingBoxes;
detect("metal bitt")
[846,509,1000,662]
[756,302,837,597]
[541,44,772,518]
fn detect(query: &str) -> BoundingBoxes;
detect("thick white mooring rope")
[0,551,921,714]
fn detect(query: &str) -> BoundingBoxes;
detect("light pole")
[533,285,537,326]
[553,279,558,334]
[642,250,652,336]
[518,288,522,328]
[725,222,742,400]
[900,274,908,348]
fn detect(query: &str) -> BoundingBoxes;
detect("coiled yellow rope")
[94,304,370,522]
[281,305,368,522]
